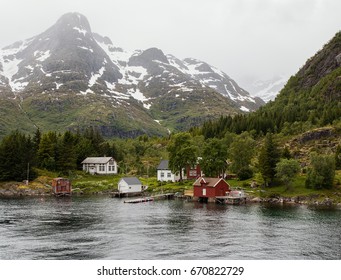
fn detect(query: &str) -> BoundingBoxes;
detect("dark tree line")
[0,127,122,181]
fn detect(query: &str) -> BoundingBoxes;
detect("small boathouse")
[52,178,71,196]
[193,177,230,203]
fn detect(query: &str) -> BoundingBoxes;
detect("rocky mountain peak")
[129,47,169,66]
[0,12,265,138]
[55,12,92,33]
[92,33,113,45]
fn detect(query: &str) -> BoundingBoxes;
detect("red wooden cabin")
[52,178,71,196]
[193,177,230,202]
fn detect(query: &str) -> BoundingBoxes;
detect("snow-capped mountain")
[248,75,288,102]
[0,12,264,138]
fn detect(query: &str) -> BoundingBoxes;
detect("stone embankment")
[247,195,341,208]
[0,182,51,197]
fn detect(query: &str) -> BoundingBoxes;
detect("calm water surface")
[0,196,340,259]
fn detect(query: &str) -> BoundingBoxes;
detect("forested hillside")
[197,31,341,138]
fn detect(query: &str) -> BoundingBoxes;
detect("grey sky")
[1,0,340,88]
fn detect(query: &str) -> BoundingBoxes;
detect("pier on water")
[124,193,175,204]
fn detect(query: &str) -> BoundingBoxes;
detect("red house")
[52,178,71,196]
[186,164,202,179]
[193,177,230,202]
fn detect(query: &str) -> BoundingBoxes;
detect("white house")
[118,177,145,194]
[157,160,185,182]
[81,157,118,175]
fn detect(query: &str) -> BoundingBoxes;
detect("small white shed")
[118,177,144,194]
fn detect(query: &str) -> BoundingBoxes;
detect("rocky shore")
[0,182,51,197]
[247,195,341,208]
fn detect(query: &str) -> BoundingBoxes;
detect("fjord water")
[0,196,340,260]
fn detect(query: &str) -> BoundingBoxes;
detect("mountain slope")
[200,31,341,137]
[0,12,263,138]
[263,31,341,128]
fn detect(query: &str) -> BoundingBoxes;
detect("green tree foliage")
[229,132,255,179]
[200,138,228,177]
[38,131,59,171]
[167,132,197,181]
[36,128,117,173]
[305,153,336,189]
[258,133,280,186]
[275,159,301,188]
[0,130,37,181]
[56,131,77,172]
[82,126,105,153]
[335,144,341,170]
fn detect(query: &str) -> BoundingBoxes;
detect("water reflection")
[0,197,340,260]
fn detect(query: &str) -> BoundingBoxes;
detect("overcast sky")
[1,0,340,88]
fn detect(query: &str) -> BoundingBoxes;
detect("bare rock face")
[336,53,341,65]
[296,31,341,89]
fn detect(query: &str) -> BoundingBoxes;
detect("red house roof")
[193,177,228,188]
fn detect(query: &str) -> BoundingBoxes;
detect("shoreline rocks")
[1,184,340,209]
[246,195,341,208]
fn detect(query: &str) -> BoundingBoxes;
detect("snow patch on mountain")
[73,27,87,36]
[248,75,288,102]
[35,50,51,62]
[89,66,105,87]
[240,106,250,112]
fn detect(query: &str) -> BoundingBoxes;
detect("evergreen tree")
[83,127,105,154]
[33,128,41,154]
[0,131,37,181]
[258,133,280,186]
[38,131,59,170]
[57,131,77,172]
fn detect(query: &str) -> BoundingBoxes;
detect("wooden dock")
[124,197,154,203]
[124,193,175,204]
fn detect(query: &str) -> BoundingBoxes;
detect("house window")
[161,172,164,177]
[167,172,171,178]
[99,164,105,172]
[203,188,206,196]
[189,170,197,177]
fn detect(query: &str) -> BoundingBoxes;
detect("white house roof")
[81,157,115,164]
[120,177,142,185]
[157,160,170,170]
